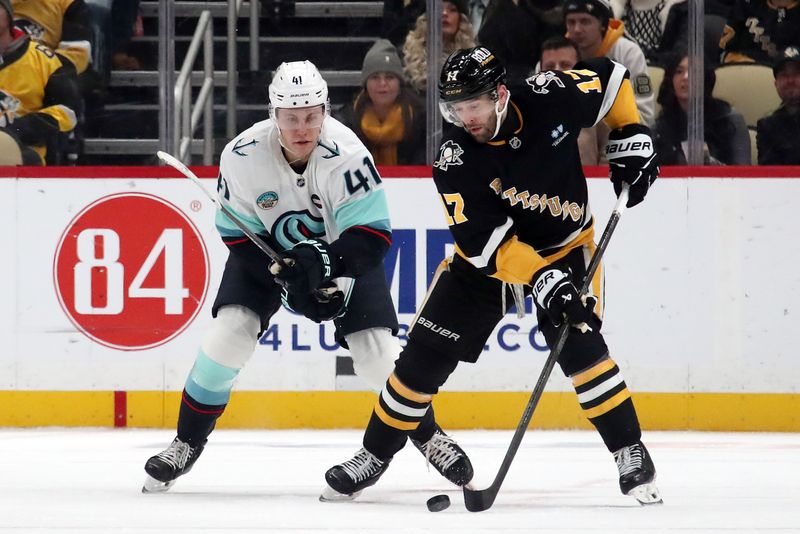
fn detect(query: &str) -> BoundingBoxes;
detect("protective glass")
[274,106,326,130]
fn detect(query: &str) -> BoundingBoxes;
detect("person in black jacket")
[757,47,800,165]
[654,51,750,165]
[340,39,426,165]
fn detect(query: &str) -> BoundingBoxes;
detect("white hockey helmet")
[268,60,330,118]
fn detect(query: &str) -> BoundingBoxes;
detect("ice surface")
[2,429,798,533]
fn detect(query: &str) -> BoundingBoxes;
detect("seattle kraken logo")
[272,210,325,249]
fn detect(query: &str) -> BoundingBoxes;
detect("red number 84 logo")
[54,193,209,351]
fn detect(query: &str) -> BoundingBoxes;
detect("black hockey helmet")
[438,46,506,104]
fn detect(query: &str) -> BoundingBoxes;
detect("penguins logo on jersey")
[15,19,45,41]
[256,191,279,209]
[0,91,20,127]
[526,71,565,95]
[434,140,464,171]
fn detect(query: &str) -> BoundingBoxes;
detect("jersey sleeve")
[529,58,642,132]
[325,149,392,236]
[215,145,270,244]
[433,158,548,285]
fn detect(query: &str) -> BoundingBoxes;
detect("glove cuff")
[532,267,568,310]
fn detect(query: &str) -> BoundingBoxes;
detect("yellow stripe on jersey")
[583,388,631,419]
[571,358,616,388]
[603,79,641,130]
[490,236,548,285]
[388,374,432,404]
[374,403,420,431]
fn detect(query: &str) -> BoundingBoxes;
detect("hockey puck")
[426,494,450,512]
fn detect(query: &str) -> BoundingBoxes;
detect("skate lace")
[340,448,383,483]
[614,443,644,477]
[421,432,461,471]
[156,439,192,470]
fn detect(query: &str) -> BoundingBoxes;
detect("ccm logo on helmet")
[416,316,460,340]
[605,133,654,158]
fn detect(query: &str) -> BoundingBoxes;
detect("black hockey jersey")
[720,0,800,64]
[432,57,640,285]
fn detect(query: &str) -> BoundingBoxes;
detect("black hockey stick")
[463,186,630,512]
[157,151,336,300]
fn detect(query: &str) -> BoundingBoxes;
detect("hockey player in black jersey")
[324,46,661,505]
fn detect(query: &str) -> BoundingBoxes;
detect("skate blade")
[142,475,176,494]
[318,485,363,502]
[629,482,663,505]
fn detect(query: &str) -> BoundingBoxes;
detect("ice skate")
[411,425,474,486]
[614,441,662,505]
[320,448,390,502]
[142,437,206,493]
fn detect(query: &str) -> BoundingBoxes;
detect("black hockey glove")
[532,267,596,331]
[269,239,340,294]
[281,281,345,323]
[606,123,659,208]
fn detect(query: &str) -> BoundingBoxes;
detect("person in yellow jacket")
[1,0,79,164]
[564,0,655,126]
[11,0,92,74]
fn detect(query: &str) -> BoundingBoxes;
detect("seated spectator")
[538,36,610,165]
[476,0,546,80]
[403,0,476,94]
[720,0,800,65]
[12,0,93,74]
[564,0,655,125]
[609,0,688,64]
[654,51,750,165]
[0,0,80,165]
[757,47,800,165]
[339,39,425,165]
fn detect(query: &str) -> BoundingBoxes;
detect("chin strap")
[490,88,511,141]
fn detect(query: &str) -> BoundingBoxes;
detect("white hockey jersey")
[215,116,391,254]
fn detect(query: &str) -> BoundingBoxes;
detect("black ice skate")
[142,437,206,493]
[320,448,390,502]
[613,441,662,505]
[411,425,474,486]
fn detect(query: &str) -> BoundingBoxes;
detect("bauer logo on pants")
[53,193,209,351]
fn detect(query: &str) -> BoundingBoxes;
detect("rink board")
[0,165,797,430]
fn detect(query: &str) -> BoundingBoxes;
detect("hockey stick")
[156,150,336,300]
[463,186,630,513]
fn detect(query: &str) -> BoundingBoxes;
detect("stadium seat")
[713,64,781,128]
[648,65,665,116]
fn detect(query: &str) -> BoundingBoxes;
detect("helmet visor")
[439,93,496,126]
[274,105,326,130]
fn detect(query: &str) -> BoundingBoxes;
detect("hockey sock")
[408,405,437,444]
[363,373,432,460]
[571,357,642,452]
[177,390,226,446]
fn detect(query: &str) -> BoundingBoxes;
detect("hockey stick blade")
[463,186,630,513]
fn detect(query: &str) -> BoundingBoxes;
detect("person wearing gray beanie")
[361,39,405,86]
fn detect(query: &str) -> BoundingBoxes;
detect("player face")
[366,72,401,108]
[565,13,603,52]
[540,47,579,72]
[776,62,800,106]
[672,56,690,109]
[276,105,325,160]
[447,85,508,144]
[442,1,460,40]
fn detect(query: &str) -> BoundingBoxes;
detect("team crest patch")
[510,136,521,149]
[526,71,565,95]
[256,191,279,209]
[434,140,465,171]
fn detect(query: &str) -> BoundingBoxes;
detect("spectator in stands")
[720,0,800,65]
[383,0,425,49]
[609,0,687,64]
[564,0,655,125]
[340,39,425,165]
[403,0,476,94]
[538,36,610,165]
[12,0,93,74]
[654,51,750,165]
[757,47,800,165]
[0,0,80,165]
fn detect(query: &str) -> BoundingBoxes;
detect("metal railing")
[174,10,214,163]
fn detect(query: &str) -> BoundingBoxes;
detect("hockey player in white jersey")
[142,61,473,496]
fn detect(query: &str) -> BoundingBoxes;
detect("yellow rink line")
[1,391,798,431]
